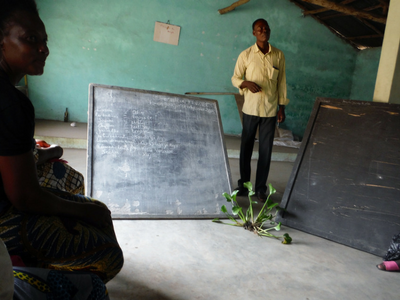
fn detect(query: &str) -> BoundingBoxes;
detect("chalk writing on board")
[87,84,232,219]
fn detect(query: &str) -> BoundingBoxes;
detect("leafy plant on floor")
[213,182,292,244]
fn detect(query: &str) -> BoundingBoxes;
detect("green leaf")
[248,191,255,197]
[267,202,279,210]
[274,222,281,231]
[256,213,272,224]
[268,183,276,195]
[243,181,253,191]
[232,206,242,215]
[282,233,292,244]
[212,218,222,223]
[245,207,251,221]
[221,205,228,213]
[222,192,232,202]
[231,192,238,204]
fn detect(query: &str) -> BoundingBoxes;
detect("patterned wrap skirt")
[34,148,85,195]
[0,150,124,284]
[13,266,110,300]
[0,190,123,283]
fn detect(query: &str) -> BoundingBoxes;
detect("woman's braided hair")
[0,0,39,45]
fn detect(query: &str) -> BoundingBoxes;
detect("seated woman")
[0,0,123,284]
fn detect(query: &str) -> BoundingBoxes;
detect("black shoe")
[256,191,267,203]
[234,186,248,196]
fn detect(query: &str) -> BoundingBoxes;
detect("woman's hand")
[36,145,63,165]
[81,202,113,228]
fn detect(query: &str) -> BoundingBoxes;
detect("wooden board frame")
[276,97,400,256]
[87,84,232,219]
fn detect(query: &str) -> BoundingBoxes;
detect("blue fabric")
[13,267,110,300]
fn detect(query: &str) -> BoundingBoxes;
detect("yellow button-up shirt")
[232,43,289,117]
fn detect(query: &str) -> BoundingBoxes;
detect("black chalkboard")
[87,84,232,219]
[276,98,400,256]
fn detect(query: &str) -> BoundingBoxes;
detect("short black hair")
[252,18,269,30]
[0,0,38,36]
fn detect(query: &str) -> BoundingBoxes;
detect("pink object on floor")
[383,261,400,271]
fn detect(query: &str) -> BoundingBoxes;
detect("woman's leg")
[0,191,123,283]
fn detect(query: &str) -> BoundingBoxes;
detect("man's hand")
[277,105,286,123]
[240,81,262,93]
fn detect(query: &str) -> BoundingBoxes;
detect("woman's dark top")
[0,73,35,211]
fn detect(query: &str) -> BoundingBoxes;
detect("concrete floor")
[35,119,397,300]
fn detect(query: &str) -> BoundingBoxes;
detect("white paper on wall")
[153,21,181,46]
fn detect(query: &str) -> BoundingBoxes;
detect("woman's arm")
[0,151,111,228]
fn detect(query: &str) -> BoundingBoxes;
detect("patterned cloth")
[13,266,110,300]
[0,146,123,285]
[0,190,123,284]
[33,148,85,195]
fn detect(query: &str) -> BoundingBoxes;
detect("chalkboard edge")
[276,97,324,223]
[111,214,236,220]
[86,83,95,197]
[281,219,384,257]
[87,83,225,107]
[215,102,234,195]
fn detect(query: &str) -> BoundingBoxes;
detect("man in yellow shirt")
[231,18,289,202]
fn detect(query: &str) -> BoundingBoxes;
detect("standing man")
[232,18,289,202]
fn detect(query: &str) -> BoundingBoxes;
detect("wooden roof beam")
[303,0,356,16]
[289,0,360,49]
[346,34,383,40]
[302,0,387,23]
[357,18,384,36]
[218,0,251,15]
[318,13,384,36]
[364,4,385,12]
[320,13,347,20]
[379,0,389,14]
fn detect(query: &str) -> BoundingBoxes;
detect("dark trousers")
[238,113,276,193]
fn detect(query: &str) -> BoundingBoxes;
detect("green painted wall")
[31,0,358,139]
[350,47,381,101]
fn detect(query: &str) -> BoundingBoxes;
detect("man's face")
[253,20,270,43]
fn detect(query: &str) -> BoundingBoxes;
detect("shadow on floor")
[108,274,179,300]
